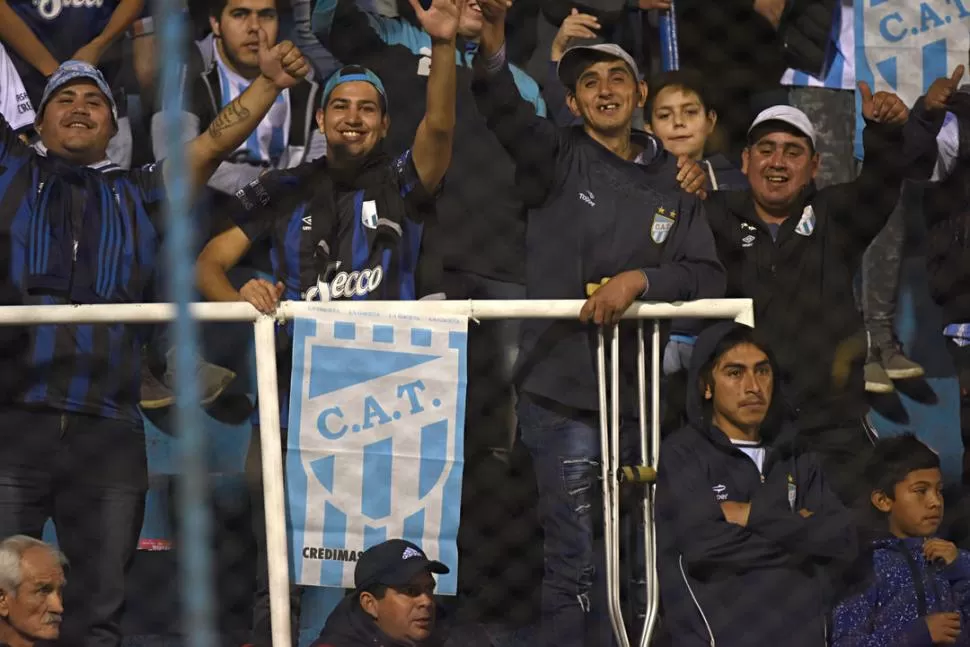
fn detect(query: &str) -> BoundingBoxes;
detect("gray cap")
[38,60,118,124]
[557,43,640,89]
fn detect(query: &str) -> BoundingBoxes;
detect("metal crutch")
[596,321,661,647]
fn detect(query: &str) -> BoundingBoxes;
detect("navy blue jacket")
[656,322,857,646]
[471,59,725,413]
[832,537,970,647]
[311,594,445,647]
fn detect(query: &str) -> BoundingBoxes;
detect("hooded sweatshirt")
[655,322,858,647]
[832,537,970,647]
[311,594,445,647]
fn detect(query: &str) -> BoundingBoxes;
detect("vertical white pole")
[254,317,293,647]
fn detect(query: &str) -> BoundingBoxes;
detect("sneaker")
[196,360,237,407]
[140,361,176,409]
[865,361,894,393]
[882,350,925,380]
[162,349,238,407]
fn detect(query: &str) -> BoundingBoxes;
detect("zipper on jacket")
[678,554,716,646]
[899,546,929,616]
[60,413,68,438]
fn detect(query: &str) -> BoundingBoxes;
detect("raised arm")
[311,0,388,63]
[544,9,595,128]
[179,30,309,193]
[71,0,144,65]
[827,82,909,260]
[407,0,460,193]
[472,0,559,205]
[0,0,59,76]
[0,112,31,164]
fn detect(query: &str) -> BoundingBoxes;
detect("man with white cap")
[700,85,920,504]
[0,34,309,647]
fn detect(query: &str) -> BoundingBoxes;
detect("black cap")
[354,540,449,591]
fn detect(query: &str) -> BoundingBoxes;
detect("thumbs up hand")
[257,28,310,89]
[925,64,966,112]
[858,80,909,127]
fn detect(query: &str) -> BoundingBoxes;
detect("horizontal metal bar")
[0,298,754,325]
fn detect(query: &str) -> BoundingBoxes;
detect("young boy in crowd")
[647,69,747,192]
[832,434,970,646]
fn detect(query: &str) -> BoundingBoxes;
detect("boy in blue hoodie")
[832,434,970,646]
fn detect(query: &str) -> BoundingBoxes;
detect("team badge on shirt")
[651,207,675,244]
[795,205,816,237]
[361,200,378,229]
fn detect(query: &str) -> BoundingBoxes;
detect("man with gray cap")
[472,3,723,644]
[310,539,450,647]
[700,86,936,504]
[0,34,309,647]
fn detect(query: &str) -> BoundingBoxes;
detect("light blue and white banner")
[285,306,468,593]
[855,0,970,158]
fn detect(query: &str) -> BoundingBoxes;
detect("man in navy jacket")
[472,2,724,644]
[656,322,857,646]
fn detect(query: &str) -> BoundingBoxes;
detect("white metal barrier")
[0,298,753,647]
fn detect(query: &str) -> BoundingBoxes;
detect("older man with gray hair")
[0,536,66,647]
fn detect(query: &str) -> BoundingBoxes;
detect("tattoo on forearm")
[207,97,251,139]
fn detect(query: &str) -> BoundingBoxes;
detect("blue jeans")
[0,407,147,647]
[518,395,644,647]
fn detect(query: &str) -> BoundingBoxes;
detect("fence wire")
[0,1,969,647]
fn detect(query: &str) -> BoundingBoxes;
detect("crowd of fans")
[0,0,969,645]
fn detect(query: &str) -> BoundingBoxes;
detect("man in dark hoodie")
[310,539,449,647]
[472,2,724,644]
[656,322,857,646]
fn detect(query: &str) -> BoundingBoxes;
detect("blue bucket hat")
[322,65,388,111]
[38,60,118,124]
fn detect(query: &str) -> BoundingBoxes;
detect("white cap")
[748,105,816,148]
[557,43,640,88]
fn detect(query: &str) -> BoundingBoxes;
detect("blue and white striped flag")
[782,2,856,90]
[285,306,468,593]
[855,0,970,158]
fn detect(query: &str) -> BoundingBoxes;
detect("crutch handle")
[585,278,612,297]
[619,465,657,484]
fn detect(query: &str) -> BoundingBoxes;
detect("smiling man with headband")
[195,0,462,642]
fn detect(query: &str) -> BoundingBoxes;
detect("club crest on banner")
[855,0,970,157]
[285,306,468,592]
[651,207,675,244]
